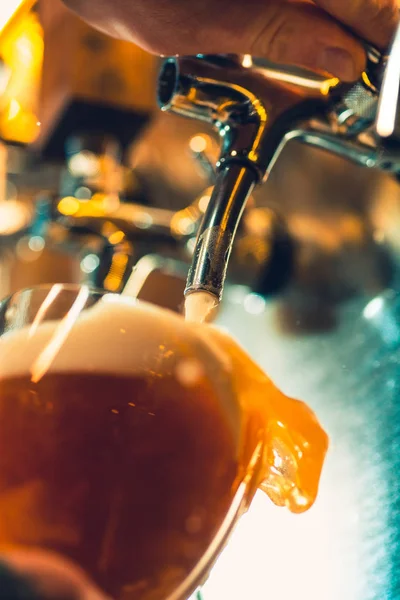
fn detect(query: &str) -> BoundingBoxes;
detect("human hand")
[63,0,399,82]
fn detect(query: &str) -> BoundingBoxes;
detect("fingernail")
[317,47,358,82]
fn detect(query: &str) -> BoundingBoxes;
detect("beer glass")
[0,284,328,600]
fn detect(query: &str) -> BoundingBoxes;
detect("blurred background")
[3,2,400,599]
[1,0,399,323]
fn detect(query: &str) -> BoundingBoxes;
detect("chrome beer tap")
[157,23,400,306]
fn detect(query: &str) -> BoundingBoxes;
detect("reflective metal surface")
[186,165,256,300]
[196,281,400,600]
[156,23,400,306]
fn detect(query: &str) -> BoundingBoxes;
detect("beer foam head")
[0,294,239,429]
[0,293,241,443]
[0,295,224,379]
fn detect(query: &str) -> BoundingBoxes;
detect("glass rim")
[0,284,120,315]
[2,282,112,300]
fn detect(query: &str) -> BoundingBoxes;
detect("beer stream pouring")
[157,22,400,308]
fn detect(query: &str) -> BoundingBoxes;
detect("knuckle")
[357,0,398,40]
[249,7,292,62]
[368,0,397,24]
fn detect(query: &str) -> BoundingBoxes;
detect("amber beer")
[0,295,328,600]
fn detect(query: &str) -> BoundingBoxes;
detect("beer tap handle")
[156,23,400,306]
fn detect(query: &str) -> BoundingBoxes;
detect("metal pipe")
[185,164,257,300]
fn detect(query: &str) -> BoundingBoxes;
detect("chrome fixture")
[158,24,400,304]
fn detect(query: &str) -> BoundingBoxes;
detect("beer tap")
[157,23,400,306]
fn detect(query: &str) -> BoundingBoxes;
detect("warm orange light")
[0,200,31,235]
[57,194,119,219]
[242,55,253,68]
[57,197,80,217]
[7,98,21,120]
[0,7,43,145]
[189,135,208,154]
[104,254,129,291]
[108,230,125,245]
[170,206,198,238]
[320,76,340,96]
[198,193,211,213]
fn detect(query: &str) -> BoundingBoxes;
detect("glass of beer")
[0,284,328,600]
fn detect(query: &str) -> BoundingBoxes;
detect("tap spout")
[157,55,324,302]
[185,164,257,301]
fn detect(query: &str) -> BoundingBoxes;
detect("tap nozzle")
[185,164,257,301]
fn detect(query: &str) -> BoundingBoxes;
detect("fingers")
[241,1,366,81]
[62,0,395,82]
[315,0,399,50]
[149,0,367,81]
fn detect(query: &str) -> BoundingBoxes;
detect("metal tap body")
[158,25,400,302]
